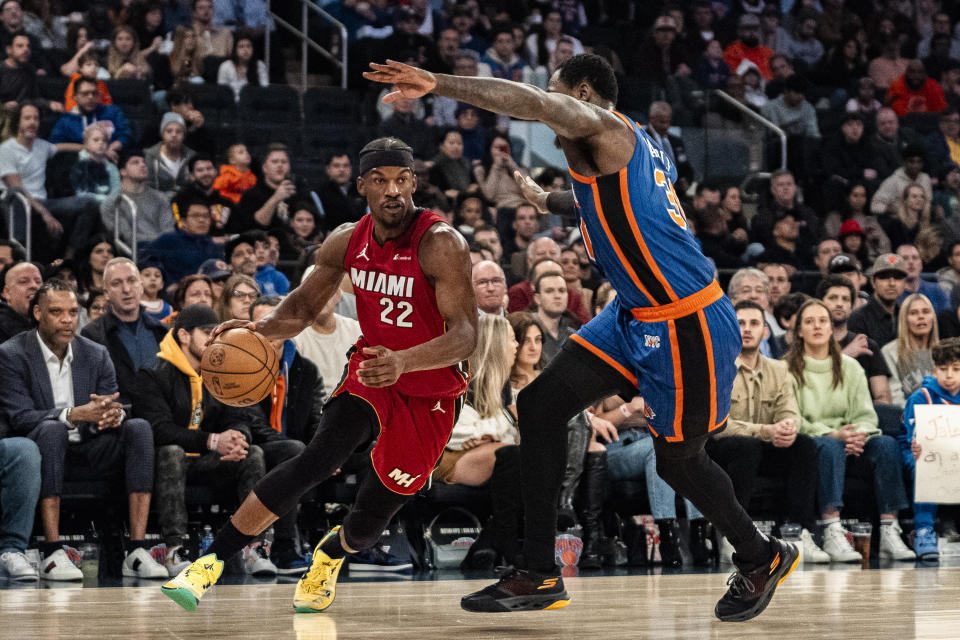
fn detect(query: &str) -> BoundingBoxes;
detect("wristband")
[619,404,631,418]
[207,433,220,451]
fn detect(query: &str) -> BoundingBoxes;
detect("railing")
[708,90,787,171]
[5,191,30,261]
[113,194,138,262]
[265,0,348,91]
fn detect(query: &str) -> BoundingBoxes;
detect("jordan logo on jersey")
[430,401,446,413]
[356,243,370,261]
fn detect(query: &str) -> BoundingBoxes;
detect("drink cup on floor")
[851,522,871,569]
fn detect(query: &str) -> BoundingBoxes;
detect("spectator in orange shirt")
[724,14,774,80]
[212,143,256,204]
[889,59,948,116]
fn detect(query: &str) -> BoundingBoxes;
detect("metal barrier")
[4,191,31,262]
[265,0,348,91]
[708,90,787,172]
[113,194,138,262]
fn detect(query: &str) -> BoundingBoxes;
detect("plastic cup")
[851,522,872,569]
[79,543,99,580]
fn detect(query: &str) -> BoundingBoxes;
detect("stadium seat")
[238,84,301,124]
[302,87,363,124]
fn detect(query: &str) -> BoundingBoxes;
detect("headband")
[358,148,414,176]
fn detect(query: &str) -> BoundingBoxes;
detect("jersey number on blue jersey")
[654,169,688,230]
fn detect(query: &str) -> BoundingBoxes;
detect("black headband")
[358,148,414,176]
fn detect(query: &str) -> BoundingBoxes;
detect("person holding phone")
[228,144,303,233]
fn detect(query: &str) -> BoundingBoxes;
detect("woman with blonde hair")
[882,183,932,249]
[882,293,938,406]
[107,25,150,79]
[214,273,260,322]
[169,26,203,86]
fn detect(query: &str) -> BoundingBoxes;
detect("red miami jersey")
[342,208,469,399]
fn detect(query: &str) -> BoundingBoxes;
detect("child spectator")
[213,144,256,204]
[139,258,171,322]
[69,125,120,202]
[64,51,112,111]
[899,336,960,560]
[695,39,731,90]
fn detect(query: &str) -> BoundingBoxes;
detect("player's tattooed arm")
[514,171,576,217]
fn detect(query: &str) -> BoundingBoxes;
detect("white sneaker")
[879,521,916,561]
[800,528,831,563]
[40,548,83,581]
[122,547,169,578]
[163,545,192,577]
[243,542,278,576]
[719,536,735,564]
[822,522,862,563]
[0,551,38,580]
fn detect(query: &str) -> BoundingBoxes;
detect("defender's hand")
[358,346,407,388]
[363,60,437,101]
[513,170,549,213]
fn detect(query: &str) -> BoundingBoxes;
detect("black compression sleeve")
[545,190,576,217]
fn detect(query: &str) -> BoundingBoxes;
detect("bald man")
[473,260,508,316]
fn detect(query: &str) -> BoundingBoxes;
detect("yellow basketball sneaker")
[293,527,346,613]
[161,553,224,612]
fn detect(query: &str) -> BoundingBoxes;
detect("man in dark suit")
[0,279,164,580]
[81,258,168,405]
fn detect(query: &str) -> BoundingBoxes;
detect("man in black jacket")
[81,258,167,404]
[131,305,304,576]
[0,261,39,343]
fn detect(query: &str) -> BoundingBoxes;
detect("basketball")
[200,328,279,406]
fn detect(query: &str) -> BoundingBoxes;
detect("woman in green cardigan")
[785,300,915,563]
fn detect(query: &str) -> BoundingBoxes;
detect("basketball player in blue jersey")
[365,54,798,622]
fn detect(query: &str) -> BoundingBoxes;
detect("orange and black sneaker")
[461,566,570,612]
[714,537,800,622]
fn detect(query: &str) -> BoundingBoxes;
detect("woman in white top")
[218,31,269,101]
[882,293,938,405]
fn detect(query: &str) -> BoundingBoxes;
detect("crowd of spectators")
[2,0,960,584]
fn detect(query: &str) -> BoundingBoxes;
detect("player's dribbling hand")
[358,346,407,387]
[205,320,257,347]
[363,60,437,101]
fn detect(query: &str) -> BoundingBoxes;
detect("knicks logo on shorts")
[644,335,661,348]
[388,467,422,489]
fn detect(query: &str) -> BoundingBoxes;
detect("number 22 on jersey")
[380,297,414,327]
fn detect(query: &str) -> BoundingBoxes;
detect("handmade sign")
[914,405,960,504]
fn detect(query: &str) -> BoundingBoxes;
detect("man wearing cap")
[822,113,879,205]
[81,257,167,405]
[145,112,197,199]
[100,149,176,249]
[896,244,949,312]
[888,59,947,117]
[142,197,223,284]
[50,77,131,156]
[224,232,258,279]
[871,144,933,215]
[828,254,870,308]
[724,13,774,80]
[635,15,692,85]
[0,0,48,74]
[818,272,893,404]
[848,253,908,347]
[131,304,281,577]
[198,258,231,300]
[760,73,820,139]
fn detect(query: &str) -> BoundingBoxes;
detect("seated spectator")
[532,269,578,362]
[888,59,948,116]
[883,293,938,406]
[0,34,60,111]
[756,212,812,270]
[145,113,196,199]
[874,144,933,218]
[138,257,171,322]
[63,51,111,112]
[728,267,782,358]
[142,197,223,284]
[70,125,120,203]
[476,136,526,211]
[881,184,933,250]
[285,202,321,256]
[0,280,165,579]
[787,299,915,562]
[0,429,41,580]
[934,162,960,222]
[818,274,892,404]
[849,253,907,347]
[224,232,256,278]
[429,128,480,202]
[899,337,960,560]
[645,101,693,191]
[217,30,266,102]
[706,300,828,562]
[695,39,731,90]
[214,273,259,322]
[192,0,233,59]
[316,151,363,234]
[455,103,491,164]
[164,26,203,87]
[507,245,588,324]
[198,259,230,299]
[821,113,879,207]
[783,9,823,70]
[479,23,531,83]
[838,219,870,265]
[377,92,436,161]
[164,87,216,154]
[229,144,304,233]
[77,235,115,296]
[760,74,820,175]
[172,274,214,312]
[84,288,107,324]
[50,77,131,156]
[58,22,94,77]
[250,231,289,296]
[697,203,744,269]
[751,169,820,257]
[80,257,167,405]
[473,259,507,317]
[922,33,959,83]
[724,14,774,80]
[742,67,767,110]
[473,225,503,266]
[925,108,960,178]
[871,107,924,182]
[938,240,960,301]
[213,143,256,205]
[633,15,691,86]
[106,25,150,80]
[825,182,891,261]
[525,8,582,68]
[845,77,881,116]
[100,149,176,249]
[761,263,791,329]
[131,304,280,576]
[172,154,233,236]
[0,260,39,343]
[869,38,908,91]
[0,103,99,261]
[897,244,949,311]
[430,51,481,128]
[918,12,960,59]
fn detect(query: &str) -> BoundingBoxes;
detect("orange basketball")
[200,328,279,406]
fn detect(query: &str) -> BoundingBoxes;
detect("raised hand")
[363,60,437,102]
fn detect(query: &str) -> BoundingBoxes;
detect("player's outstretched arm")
[363,60,611,141]
[210,224,353,344]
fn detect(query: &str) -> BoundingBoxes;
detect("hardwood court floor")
[1,567,958,640]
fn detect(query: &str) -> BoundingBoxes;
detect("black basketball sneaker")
[715,537,800,622]
[461,567,570,612]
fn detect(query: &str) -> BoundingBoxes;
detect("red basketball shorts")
[332,352,461,496]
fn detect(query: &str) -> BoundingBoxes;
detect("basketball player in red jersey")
[365,56,798,622]
[161,137,478,614]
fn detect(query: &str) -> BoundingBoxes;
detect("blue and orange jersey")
[569,112,715,310]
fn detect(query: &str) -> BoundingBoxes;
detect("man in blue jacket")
[143,196,223,284]
[50,77,132,161]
